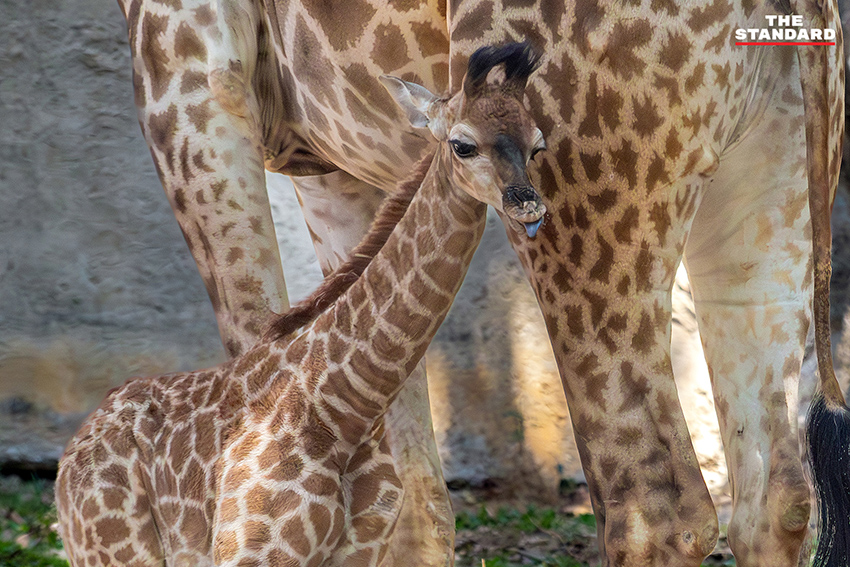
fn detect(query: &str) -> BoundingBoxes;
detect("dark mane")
[465,41,542,92]
[263,151,435,342]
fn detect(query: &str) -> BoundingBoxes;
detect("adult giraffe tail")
[795,0,849,565]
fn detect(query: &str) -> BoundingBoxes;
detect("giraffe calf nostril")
[504,185,539,205]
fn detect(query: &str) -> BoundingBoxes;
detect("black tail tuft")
[807,393,850,566]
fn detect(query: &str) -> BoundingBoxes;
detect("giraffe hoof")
[780,502,810,532]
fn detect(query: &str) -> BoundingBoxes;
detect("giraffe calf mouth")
[503,186,546,238]
[521,217,544,238]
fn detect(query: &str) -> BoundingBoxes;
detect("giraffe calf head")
[380,41,547,238]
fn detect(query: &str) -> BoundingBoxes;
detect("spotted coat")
[96,0,845,565]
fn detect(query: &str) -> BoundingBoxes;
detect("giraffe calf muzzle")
[503,186,546,237]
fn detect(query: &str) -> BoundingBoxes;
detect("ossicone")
[463,41,542,98]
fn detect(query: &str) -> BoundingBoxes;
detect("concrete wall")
[0,0,223,467]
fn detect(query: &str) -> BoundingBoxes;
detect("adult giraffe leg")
[670,266,727,496]
[503,190,720,566]
[684,67,813,566]
[293,171,455,567]
[121,0,288,357]
[552,284,717,566]
[291,171,386,276]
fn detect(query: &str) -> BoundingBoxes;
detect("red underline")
[735,41,835,45]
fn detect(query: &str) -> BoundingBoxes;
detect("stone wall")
[0,0,221,467]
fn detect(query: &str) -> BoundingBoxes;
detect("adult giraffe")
[115,0,847,565]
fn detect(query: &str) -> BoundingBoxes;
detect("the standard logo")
[735,15,836,45]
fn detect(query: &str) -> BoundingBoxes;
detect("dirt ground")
[449,485,736,567]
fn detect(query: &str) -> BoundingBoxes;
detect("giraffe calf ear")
[379,75,438,129]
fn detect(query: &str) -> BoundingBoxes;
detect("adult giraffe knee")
[589,421,718,565]
[724,459,811,566]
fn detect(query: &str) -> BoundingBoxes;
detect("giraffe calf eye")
[450,140,477,158]
[530,147,545,162]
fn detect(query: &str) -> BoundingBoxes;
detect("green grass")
[454,505,598,566]
[0,476,68,567]
[456,505,597,540]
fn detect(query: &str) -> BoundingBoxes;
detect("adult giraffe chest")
[262,0,776,202]
[259,0,450,190]
[461,2,795,288]
[520,1,772,186]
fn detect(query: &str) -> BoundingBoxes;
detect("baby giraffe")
[56,42,547,567]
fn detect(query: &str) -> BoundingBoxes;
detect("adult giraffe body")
[115,0,848,565]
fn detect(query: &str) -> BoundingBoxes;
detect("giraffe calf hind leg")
[807,394,850,567]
